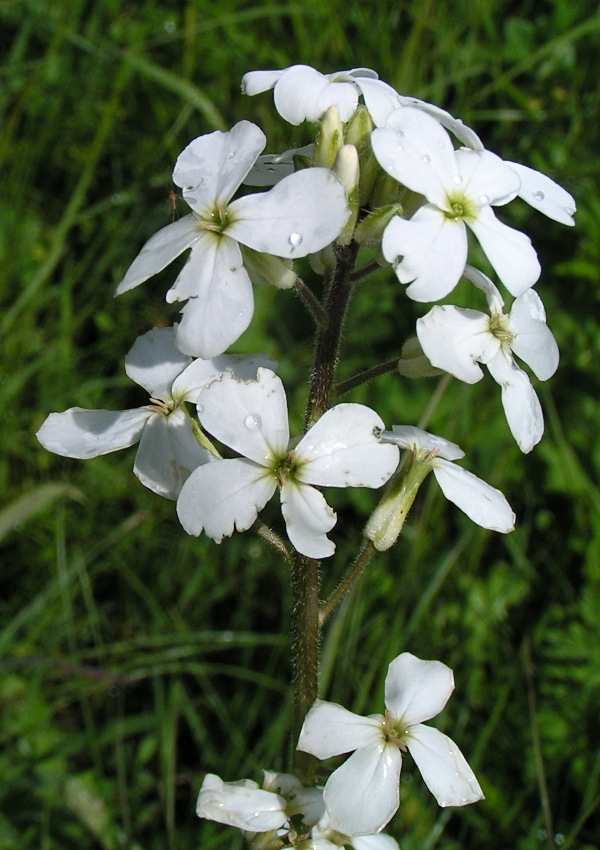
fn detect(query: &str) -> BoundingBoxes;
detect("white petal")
[382,206,468,302]
[383,425,464,461]
[372,108,456,207]
[295,404,399,488]
[417,305,498,383]
[297,699,385,759]
[196,773,288,832]
[36,407,150,458]
[352,833,400,850]
[280,481,336,558]
[124,327,191,398]
[244,144,314,187]
[165,230,219,303]
[384,653,454,727]
[396,96,484,150]
[506,161,576,226]
[468,206,540,296]
[172,352,278,404]
[228,169,349,258]
[176,458,277,540]
[197,368,289,464]
[462,265,505,315]
[174,236,254,359]
[133,409,213,500]
[353,77,402,127]
[115,215,199,295]
[241,69,285,96]
[454,149,520,206]
[172,121,266,211]
[407,724,484,807]
[508,290,559,380]
[432,458,515,532]
[273,65,358,124]
[486,352,544,453]
[324,745,401,836]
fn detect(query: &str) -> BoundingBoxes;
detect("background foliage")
[1,0,600,848]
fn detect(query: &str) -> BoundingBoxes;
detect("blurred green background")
[1,0,600,848]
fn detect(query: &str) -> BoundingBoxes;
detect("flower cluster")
[35,61,575,848]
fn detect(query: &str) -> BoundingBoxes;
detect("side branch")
[334,358,400,398]
[319,540,376,627]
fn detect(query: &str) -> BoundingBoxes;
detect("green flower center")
[488,312,516,343]
[444,191,477,223]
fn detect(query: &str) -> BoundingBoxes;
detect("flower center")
[146,397,173,416]
[198,202,230,234]
[383,710,408,751]
[275,451,300,487]
[444,191,477,223]
[488,312,516,343]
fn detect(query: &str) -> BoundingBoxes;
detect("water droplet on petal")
[197,403,204,413]
[244,414,262,431]
[453,175,463,185]
[273,155,282,163]
[565,204,576,215]
[422,154,431,164]
[396,129,404,138]
[289,233,303,247]
[533,190,545,201]
[226,151,236,160]
[479,194,489,204]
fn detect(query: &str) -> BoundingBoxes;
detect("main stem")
[292,241,359,780]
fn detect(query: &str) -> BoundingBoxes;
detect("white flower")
[36,327,274,499]
[176,368,399,558]
[375,425,515,535]
[297,652,484,836]
[115,121,349,359]
[371,107,540,301]
[196,774,289,832]
[416,266,559,453]
[242,65,482,148]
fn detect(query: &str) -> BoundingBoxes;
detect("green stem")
[319,541,376,627]
[334,357,400,398]
[291,552,320,782]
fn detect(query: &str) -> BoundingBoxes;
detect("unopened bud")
[314,105,344,169]
[354,203,403,248]
[364,457,432,551]
[369,168,402,209]
[344,104,374,147]
[332,144,360,245]
[397,337,444,378]
[241,247,296,290]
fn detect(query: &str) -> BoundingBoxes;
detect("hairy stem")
[294,278,327,326]
[304,241,360,430]
[291,552,320,782]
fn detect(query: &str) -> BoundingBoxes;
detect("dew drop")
[226,151,236,160]
[289,232,303,247]
[565,204,576,215]
[197,403,204,413]
[422,154,431,164]
[244,414,261,431]
[273,155,283,163]
[479,194,489,204]
[396,129,404,138]
[453,175,463,185]
[533,190,545,201]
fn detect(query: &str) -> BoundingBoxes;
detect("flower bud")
[369,168,402,209]
[354,203,403,248]
[364,456,432,551]
[332,144,360,245]
[344,104,373,147]
[314,105,344,169]
[397,337,444,378]
[241,247,296,290]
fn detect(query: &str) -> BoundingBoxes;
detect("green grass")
[1,0,600,847]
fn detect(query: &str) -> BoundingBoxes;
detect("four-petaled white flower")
[176,368,399,558]
[371,107,541,301]
[115,120,349,359]
[196,774,290,832]
[36,327,274,499]
[297,652,483,837]
[242,65,483,149]
[417,266,559,453]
